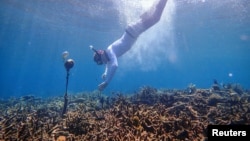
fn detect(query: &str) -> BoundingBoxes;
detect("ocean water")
[0,0,249,99]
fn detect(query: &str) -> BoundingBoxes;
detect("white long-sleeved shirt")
[102,0,167,85]
[103,32,136,84]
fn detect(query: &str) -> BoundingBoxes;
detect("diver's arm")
[98,53,118,91]
[98,64,117,91]
[102,65,108,80]
[105,63,118,84]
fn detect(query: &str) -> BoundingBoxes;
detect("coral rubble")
[0,84,250,140]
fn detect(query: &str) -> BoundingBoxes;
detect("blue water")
[0,0,249,98]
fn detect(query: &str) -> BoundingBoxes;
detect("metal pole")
[62,70,69,117]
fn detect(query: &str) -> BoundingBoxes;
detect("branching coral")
[0,85,249,140]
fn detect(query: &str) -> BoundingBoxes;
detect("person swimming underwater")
[91,0,168,91]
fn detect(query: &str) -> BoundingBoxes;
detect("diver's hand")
[98,82,108,91]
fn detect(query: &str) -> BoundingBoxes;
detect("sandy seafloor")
[0,83,250,141]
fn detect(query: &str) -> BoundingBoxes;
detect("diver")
[91,0,168,91]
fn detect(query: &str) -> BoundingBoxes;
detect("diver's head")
[93,50,104,65]
[90,45,106,65]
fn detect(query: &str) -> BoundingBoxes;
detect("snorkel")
[90,45,98,53]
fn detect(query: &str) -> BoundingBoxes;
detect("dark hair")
[93,51,103,65]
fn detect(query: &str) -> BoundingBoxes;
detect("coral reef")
[0,84,250,140]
